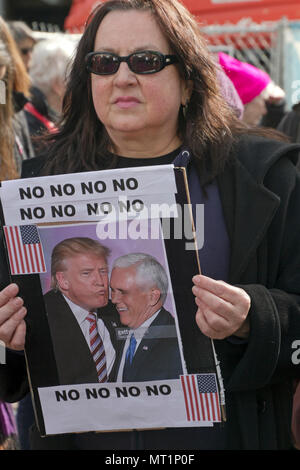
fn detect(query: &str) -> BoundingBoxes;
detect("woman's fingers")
[0,284,27,350]
[192,275,251,339]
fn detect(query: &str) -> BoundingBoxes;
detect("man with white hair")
[109,253,183,382]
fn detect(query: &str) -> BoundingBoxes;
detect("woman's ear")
[181,79,193,107]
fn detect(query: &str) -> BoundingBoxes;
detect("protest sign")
[0,165,225,436]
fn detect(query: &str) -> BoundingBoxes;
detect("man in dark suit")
[44,237,119,385]
[109,253,183,382]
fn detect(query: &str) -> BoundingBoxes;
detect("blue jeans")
[16,393,35,450]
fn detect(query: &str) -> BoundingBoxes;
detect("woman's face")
[91,10,191,154]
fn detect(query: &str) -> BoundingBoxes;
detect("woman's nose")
[113,61,137,86]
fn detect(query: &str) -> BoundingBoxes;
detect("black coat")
[1,134,300,449]
[277,101,300,158]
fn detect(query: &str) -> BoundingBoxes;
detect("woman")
[0,0,300,450]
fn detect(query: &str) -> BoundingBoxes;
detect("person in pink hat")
[218,52,285,126]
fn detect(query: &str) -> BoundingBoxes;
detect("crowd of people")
[0,0,299,451]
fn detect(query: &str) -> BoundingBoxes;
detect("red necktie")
[86,312,107,382]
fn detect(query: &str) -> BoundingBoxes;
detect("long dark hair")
[41,0,283,182]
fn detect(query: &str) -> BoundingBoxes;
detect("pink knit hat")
[218,52,271,105]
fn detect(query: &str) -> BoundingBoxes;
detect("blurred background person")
[24,35,77,151]
[218,52,286,127]
[0,38,20,450]
[0,38,18,181]
[8,21,37,72]
[0,16,34,171]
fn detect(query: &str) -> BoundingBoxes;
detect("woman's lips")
[115,97,140,109]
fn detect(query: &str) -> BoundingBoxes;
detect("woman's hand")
[192,275,251,340]
[0,283,27,350]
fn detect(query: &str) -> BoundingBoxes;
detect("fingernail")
[13,297,23,307]
[6,283,18,294]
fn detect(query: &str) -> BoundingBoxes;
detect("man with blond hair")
[44,237,118,385]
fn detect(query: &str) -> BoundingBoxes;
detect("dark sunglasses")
[85,50,178,75]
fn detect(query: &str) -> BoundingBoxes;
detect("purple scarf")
[0,402,16,438]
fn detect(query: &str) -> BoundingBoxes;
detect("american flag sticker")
[180,373,222,422]
[4,225,46,275]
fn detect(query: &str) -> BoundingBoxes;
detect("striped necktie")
[86,312,107,382]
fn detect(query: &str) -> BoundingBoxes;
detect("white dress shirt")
[63,295,116,375]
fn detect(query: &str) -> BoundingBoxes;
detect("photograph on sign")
[0,166,224,435]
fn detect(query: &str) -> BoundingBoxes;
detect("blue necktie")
[122,333,137,381]
[125,333,137,365]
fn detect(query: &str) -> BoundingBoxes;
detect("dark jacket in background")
[261,100,286,129]
[277,102,300,149]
